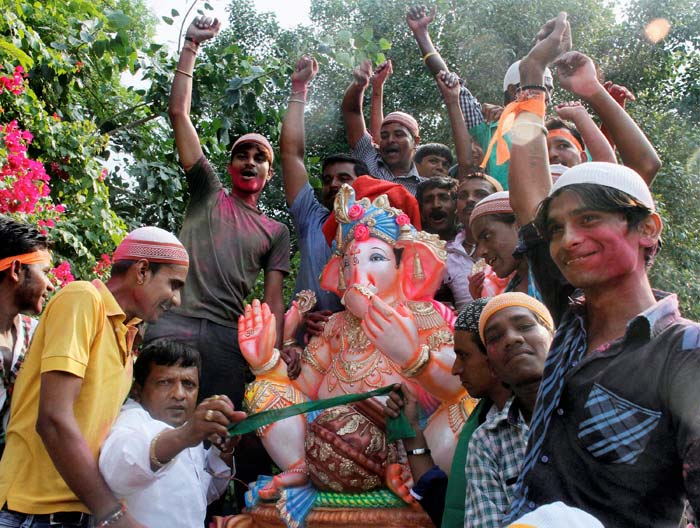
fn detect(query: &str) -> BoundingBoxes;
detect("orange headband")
[0,250,52,272]
[548,128,584,153]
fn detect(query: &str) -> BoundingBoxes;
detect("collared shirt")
[0,280,137,514]
[0,314,36,445]
[350,132,426,196]
[464,397,529,528]
[288,183,343,313]
[506,224,700,527]
[100,400,231,527]
[444,230,475,312]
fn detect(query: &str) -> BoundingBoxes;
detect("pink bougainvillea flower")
[51,261,75,286]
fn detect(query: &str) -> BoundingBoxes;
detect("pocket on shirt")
[577,383,661,465]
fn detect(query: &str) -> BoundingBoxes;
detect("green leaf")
[0,41,34,68]
[49,41,68,51]
[376,52,386,64]
[228,77,244,90]
[335,51,353,68]
[378,38,391,50]
[204,2,213,10]
[162,16,174,25]
[107,10,132,29]
[171,9,179,17]
[93,39,107,58]
[337,30,352,43]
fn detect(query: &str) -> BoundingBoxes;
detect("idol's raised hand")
[238,299,277,372]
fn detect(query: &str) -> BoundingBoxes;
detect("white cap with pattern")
[550,161,655,211]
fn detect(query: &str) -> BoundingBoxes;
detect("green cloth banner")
[227,385,416,443]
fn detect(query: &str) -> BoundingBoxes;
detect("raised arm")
[280,56,318,206]
[369,60,393,143]
[435,70,475,177]
[341,60,372,148]
[168,16,221,171]
[406,5,448,76]
[554,101,616,163]
[509,13,571,226]
[554,51,661,185]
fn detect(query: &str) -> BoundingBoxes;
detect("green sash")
[441,398,491,528]
[227,385,416,443]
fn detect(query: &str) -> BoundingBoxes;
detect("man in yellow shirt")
[0,227,189,528]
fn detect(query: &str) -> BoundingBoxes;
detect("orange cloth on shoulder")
[322,175,422,246]
[480,92,547,168]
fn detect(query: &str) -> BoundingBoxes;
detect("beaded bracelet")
[519,84,547,92]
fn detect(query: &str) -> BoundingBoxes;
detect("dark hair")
[416,176,458,205]
[321,153,370,178]
[0,216,50,283]
[546,118,586,152]
[536,183,659,266]
[0,216,49,260]
[134,339,202,386]
[109,259,163,278]
[415,143,454,165]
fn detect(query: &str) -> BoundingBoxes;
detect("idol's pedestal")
[224,499,434,527]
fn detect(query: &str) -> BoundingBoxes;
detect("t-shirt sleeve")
[40,285,102,378]
[350,132,382,179]
[289,182,327,234]
[519,223,574,327]
[185,156,222,205]
[264,223,291,275]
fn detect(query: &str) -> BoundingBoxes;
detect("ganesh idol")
[234,185,473,526]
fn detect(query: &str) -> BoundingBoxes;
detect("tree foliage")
[3,0,699,316]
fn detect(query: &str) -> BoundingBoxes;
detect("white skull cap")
[507,502,604,528]
[550,161,655,211]
[503,60,554,92]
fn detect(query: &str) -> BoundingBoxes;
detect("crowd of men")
[0,5,698,528]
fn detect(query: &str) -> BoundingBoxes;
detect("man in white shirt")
[100,339,245,527]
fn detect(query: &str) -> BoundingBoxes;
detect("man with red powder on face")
[143,16,291,413]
